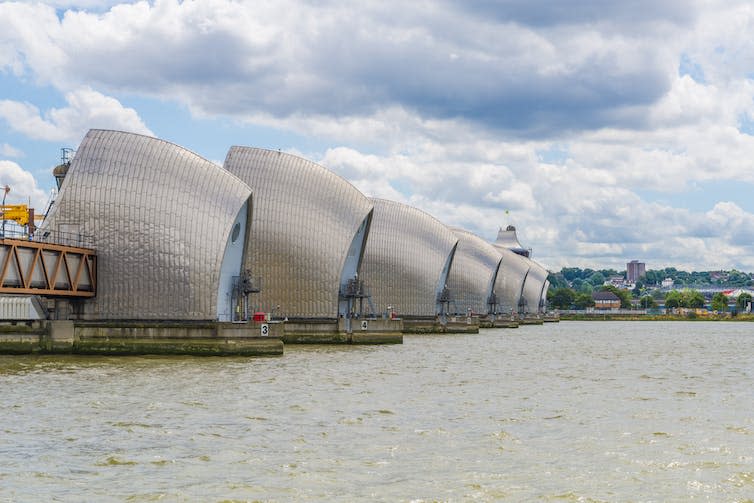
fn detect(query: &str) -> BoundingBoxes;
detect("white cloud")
[3,0,754,271]
[39,1,127,9]
[0,144,23,158]
[0,87,152,144]
[0,160,49,210]
[0,1,688,133]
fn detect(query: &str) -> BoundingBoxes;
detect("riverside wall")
[0,313,556,356]
[282,318,403,344]
[0,321,283,356]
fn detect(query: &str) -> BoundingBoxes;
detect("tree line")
[548,267,754,291]
[548,286,753,312]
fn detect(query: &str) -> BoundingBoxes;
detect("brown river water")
[1,321,753,502]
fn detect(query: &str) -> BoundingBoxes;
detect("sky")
[2,0,754,272]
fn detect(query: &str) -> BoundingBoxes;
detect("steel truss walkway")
[0,238,96,297]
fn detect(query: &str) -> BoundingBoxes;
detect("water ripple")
[1,321,753,501]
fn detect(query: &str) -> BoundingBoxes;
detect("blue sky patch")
[678,53,706,83]
[637,180,754,213]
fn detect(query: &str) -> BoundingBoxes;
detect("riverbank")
[559,312,754,321]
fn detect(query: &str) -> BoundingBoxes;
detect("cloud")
[313,99,754,272]
[3,0,754,271]
[0,160,49,210]
[41,1,126,9]
[0,87,152,144]
[449,0,697,28]
[0,0,690,136]
[0,144,23,158]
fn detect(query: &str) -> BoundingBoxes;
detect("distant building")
[661,278,674,289]
[603,275,635,290]
[710,271,727,282]
[593,291,621,310]
[495,225,531,257]
[627,260,646,283]
[606,275,625,287]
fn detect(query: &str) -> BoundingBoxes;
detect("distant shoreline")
[558,313,754,321]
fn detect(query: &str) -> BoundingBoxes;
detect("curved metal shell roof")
[41,129,252,320]
[521,259,549,314]
[447,228,503,315]
[223,147,373,319]
[360,198,458,318]
[493,246,530,314]
[496,225,530,257]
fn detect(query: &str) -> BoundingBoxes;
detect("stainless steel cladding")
[223,147,373,319]
[521,259,549,314]
[493,247,531,314]
[495,225,530,257]
[360,198,458,318]
[541,280,551,312]
[447,228,503,315]
[41,129,252,320]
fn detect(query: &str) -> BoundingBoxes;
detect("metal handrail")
[32,229,95,249]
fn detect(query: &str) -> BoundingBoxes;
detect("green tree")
[644,270,661,285]
[665,290,683,309]
[729,270,750,287]
[578,282,594,294]
[651,288,665,300]
[632,279,645,297]
[711,292,728,312]
[588,272,606,287]
[561,267,582,282]
[682,289,705,308]
[546,272,568,290]
[550,288,576,310]
[639,295,657,309]
[571,277,584,290]
[574,292,595,309]
[736,292,752,311]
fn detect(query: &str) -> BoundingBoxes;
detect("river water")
[1,321,753,502]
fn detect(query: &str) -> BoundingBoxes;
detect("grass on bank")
[559,312,754,321]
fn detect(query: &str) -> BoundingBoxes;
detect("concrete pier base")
[492,318,520,328]
[478,315,520,329]
[445,316,480,333]
[519,315,544,325]
[543,313,560,323]
[402,316,479,334]
[0,321,48,354]
[282,318,403,344]
[0,321,284,356]
[74,322,283,356]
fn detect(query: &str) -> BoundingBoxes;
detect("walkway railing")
[0,227,95,249]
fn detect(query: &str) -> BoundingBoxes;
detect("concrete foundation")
[479,315,520,329]
[445,316,480,333]
[402,316,479,334]
[282,318,403,344]
[543,313,560,323]
[519,315,544,325]
[493,319,520,328]
[0,321,283,356]
[0,321,48,354]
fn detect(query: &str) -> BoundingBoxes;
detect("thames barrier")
[0,129,553,356]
